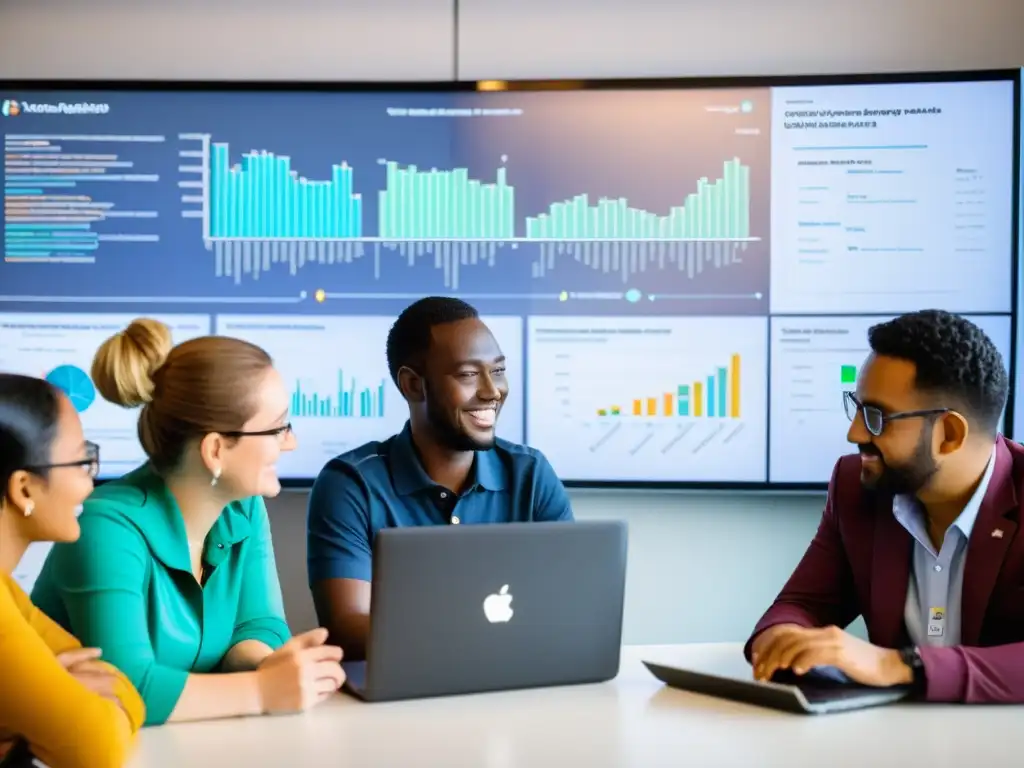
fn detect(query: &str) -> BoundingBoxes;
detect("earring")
[210,467,221,487]
[23,501,34,517]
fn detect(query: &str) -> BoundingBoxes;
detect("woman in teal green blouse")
[32,318,345,725]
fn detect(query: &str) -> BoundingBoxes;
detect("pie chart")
[45,364,96,413]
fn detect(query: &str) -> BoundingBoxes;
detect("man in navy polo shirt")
[306,296,574,658]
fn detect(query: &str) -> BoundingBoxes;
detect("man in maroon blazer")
[747,309,1024,704]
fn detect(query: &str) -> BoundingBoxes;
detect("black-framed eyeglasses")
[219,423,294,442]
[843,391,949,437]
[24,440,100,479]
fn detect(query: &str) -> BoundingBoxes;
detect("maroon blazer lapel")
[870,491,912,647]
[961,440,1019,646]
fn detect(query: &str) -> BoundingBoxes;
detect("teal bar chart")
[290,370,386,419]
[524,158,749,239]
[209,142,363,238]
[376,161,515,239]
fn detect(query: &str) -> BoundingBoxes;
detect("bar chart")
[189,135,767,300]
[595,354,742,419]
[208,142,363,239]
[377,160,515,239]
[214,314,525,476]
[291,370,387,419]
[520,157,759,295]
[527,316,768,482]
[214,315,405,475]
[525,158,750,240]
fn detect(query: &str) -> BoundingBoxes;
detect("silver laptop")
[643,661,912,714]
[342,520,628,702]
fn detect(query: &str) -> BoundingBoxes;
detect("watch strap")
[899,645,927,693]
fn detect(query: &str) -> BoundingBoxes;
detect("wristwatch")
[899,645,927,694]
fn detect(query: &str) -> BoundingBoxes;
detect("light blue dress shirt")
[808,447,996,684]
[892,446,996,648]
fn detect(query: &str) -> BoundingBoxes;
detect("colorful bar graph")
[377,161,515,239]
[593,354,743,420]
[525,158,750,239]
[730,355,740,417]
[290,371,385,419]
[209,143,363,238]
[717,367,727,417]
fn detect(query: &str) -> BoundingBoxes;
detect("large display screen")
[0,72,1019,486]
[1015,68,1024,444]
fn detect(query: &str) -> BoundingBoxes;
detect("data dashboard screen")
[1015,68,1024,444]
[0,75,1018,485]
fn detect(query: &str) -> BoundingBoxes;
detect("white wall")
[456,0,1024,80]
[5,0,1021,83]
[0,0,456,81]
[2,0,1021,643]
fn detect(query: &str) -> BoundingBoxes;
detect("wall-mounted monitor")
[0,70,1019,488]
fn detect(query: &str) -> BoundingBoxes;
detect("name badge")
[927,606,946,637]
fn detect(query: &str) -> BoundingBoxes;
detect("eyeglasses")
[25,440,101,479]
[843,391,949,437]
[220,423,294,443]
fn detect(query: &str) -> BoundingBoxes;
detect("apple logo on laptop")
[483,584,513,623]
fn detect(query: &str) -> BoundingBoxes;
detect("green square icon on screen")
[840,365,857,384]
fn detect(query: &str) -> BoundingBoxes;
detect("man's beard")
[425,393,497,452]
[859,429,937,495]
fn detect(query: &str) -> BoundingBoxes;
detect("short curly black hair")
[386,296,480,386]
[867,309,1008,435]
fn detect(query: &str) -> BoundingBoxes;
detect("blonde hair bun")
[91,317,173,408]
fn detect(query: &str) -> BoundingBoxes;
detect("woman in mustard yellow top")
[0,373,145,768]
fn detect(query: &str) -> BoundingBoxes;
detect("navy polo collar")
[390,422,506,496]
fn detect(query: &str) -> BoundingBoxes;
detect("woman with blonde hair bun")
[32,318,345,726]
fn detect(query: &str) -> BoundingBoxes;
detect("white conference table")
[129,643,1023,767]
